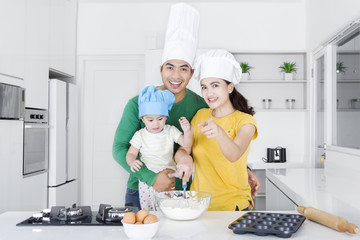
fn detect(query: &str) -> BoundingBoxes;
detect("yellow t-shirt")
[190,108,258,211]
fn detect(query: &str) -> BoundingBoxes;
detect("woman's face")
[200,77,233,109]
[141,115,167,133]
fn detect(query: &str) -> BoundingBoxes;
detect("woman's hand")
[198,118,221,138]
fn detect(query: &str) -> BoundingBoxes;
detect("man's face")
[160,59,193,95]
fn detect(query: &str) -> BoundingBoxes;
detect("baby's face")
[141,115,167,133]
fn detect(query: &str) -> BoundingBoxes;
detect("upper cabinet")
[24,0,50,109]
[49,0,77,76]
[0,0,26,80]
[0,0,78,109]
[25,0,77,109]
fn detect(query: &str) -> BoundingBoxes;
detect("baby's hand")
[179,117,191,132]
[130,160,143,172]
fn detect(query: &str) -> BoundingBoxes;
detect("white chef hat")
[161,3,200,68]
[194,49,242,85]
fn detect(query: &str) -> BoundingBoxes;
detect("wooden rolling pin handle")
[297,206,359,234]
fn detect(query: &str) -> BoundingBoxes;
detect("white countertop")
[266,168,360,227]
[1,211,359,239]
[248,161,307,170]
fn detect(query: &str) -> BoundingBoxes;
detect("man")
[112,3,260,209]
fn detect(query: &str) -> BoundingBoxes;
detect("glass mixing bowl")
[155,191,212,221]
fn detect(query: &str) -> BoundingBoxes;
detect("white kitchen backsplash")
[248,111,309,167]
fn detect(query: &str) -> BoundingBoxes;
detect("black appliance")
[263,147,286,163]
[96,204,135,223]
[16,204,138,226]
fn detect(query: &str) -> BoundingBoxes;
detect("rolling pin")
[297,206,359,234]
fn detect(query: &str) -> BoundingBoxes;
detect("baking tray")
[228,212,306,238]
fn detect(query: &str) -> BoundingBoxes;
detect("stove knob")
[42,208,51,214]
[32,213,43,222]
[42,208,51,218]
[32,213,43,218]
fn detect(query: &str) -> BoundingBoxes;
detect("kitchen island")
[1,211,358,239]
[266,168,360,226]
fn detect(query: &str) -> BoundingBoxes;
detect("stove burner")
[16,204,138,226]
[57,207,84,221]
[96,204,138,223]
[50,205,92,222]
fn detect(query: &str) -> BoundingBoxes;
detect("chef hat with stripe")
[194,49,242,85]
[138,85,175,118]
[161,3,200,68]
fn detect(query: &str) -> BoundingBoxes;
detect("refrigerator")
[48,79,79,207]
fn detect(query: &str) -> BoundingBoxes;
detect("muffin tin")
[228,212,306,238]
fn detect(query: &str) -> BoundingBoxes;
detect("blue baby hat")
[138,85,175,118]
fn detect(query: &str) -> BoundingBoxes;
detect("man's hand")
[176,153,193,187]
[152,169,176,192]
[247,168,260,199]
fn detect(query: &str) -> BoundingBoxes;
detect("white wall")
[248,111,308,166]
[306,0,360,51]
[77,1,308,205]
[78,0,306,54]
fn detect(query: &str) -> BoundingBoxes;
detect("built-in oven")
[23,108,49,176]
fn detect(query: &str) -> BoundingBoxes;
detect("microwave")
[0,82,25,120]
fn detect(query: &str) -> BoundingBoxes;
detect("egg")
[122,212,136,224]
[143,214,158,224]
[135,221,143,224]
[136,209,149,223]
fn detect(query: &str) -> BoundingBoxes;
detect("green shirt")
[112,88,208,191]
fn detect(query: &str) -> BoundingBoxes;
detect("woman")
[190,49,258,211]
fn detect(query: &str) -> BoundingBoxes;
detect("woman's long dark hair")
[226,81,255,116]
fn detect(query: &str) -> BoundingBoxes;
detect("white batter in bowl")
[155,191,212,220]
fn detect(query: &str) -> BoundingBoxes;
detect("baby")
[126,85,193,210]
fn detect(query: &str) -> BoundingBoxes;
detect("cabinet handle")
[24,124,50,129]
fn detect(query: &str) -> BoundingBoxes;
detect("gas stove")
[16,204,138,226]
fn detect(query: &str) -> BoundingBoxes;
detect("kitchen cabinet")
[21,173,48,211]
[49,0,77,76]
[234,52,308,110]
[1,0,77,108]
[266,168,360,225]
[0,120,48,214]
[24,0,50,109]
[265,177,297,211]
[0,0,26,80]
[0,120,24,214]
[251,169,266,210]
